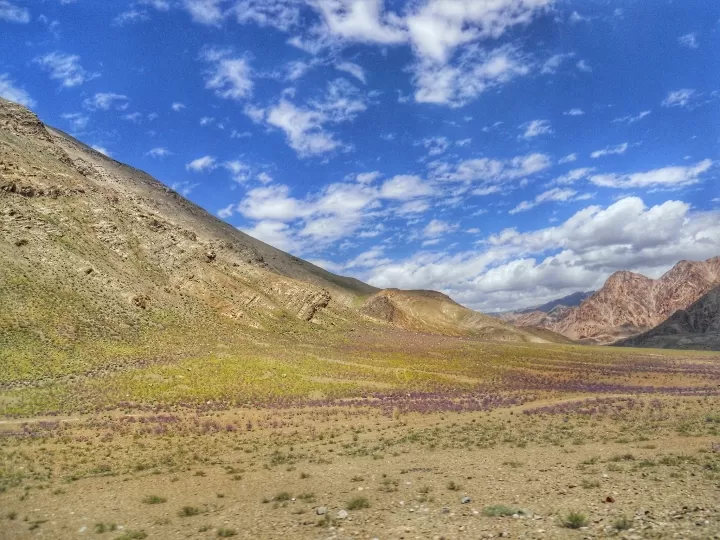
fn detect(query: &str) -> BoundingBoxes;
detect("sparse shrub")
[581,479,600,489]
[179,506,201,517]
[300,472,310,479]
[482,505,521,517]
[562,511,589,529]
[274,492,292,502]
[217,528,237,537]
[6,512,17,520]
[347,496,370,510]
[95,523,117,533]
[114,531,147,540]
[613,516,632,530]
[446,480,461,491]
[142,495,166,504]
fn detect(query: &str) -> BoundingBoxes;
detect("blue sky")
[2,0,719,311]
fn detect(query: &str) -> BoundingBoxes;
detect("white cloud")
[548,167,595,186]
[589,159,713,189]
[224,160,252,183]
[521,119,552,139]
[662,88,697,108]
[509,187,579,214]
[541,52,574,74]
[171,180,199,196]
[313,0,405,45]
[678,32,698,49]
[423,219,457,237]
[91,145,111,156]
[241,220,297,251]
[0,74,35,107]
[362,197,720,311]
[259,78,368,157]
[184,0,225,25]
[0,1,29,23]
[417,136,450,156]
[558,153,577,164]
[430,153,552,186]
[413,45,531,108]
[171,102,186,111]
[199,116,215,126]
[186,155,218,172]
[232,0,301,32]
[590,142,628,159]
[612,110,651,124]
[83,93,129,111]
[35,52,98,88]
[563,108,584,116]
[202,48,253,101]
[379,175,434,200]
[146,147,172,158]
[576,59,592,72]
[122,112,143,123]
[335,61,366,84]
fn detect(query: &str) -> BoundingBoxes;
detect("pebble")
[461,496,471,504]
[337,510,348,519]
[316,507,327,516]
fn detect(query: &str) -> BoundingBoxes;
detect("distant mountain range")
[498,257,720,348]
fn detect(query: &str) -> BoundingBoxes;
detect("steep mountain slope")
[516,291,594,315]
[551,258,720,343]
[0,98,538,382]
[360,289,548,342]
[617,286,720,350]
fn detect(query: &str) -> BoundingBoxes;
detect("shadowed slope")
[617,286,720,350]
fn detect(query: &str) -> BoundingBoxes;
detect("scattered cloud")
[612,110,651,124]
[678,32,698,49]
[186,155,218,172]
[662,88,697,108]
[590,142,628,159]
[521,119,552,139]
[91,145,111,156]
[558,153,577,164]
[171,102,186,111]
[83,93,129,111]
[589,159,712,189]
[509,187,581,214]
[548,167,595,186]
[563,108,584,116]
[146,147,173,158]
[34,51,98,88]
[335,61,366,84]
[0,73,35,107]
[201,48,253,101]
[0,1,29,23]
[61,112,89,132]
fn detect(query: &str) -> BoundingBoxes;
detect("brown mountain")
[0,97,541,380]
[617,286,720,350]
[550,257,720,343]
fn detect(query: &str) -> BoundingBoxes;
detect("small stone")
[337,510,348,519]
[461,496,471,504]
[316,507,327,516]
[442,507,450,514]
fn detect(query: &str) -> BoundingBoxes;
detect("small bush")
[482,505,521,517]
[562,511,589,529]
[347,496,370,510]
[217,528,237,537]
[179,506,201,517]
[274,492,292,502]
[114,531,147,540]
[446,481,461,491]
[581,479,600,489]
[142,495,166,504]
[95,523,117,533]
[613,516,632,530]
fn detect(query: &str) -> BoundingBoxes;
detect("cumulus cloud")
[0,73,35,107]
[589,159,713,189]
[521,119,552,139]
[361,196,720,311]
[253,78,368,157]
[83,93,129,111]
[0,1,29,23]
[35,52,99,88]
[146,147,173,158]
[429,153,552,187]
[186,155,218,172]
[201,48,253,101]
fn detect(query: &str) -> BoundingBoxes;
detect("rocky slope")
[550,257,720,343]
[496,291,593,328]
[617,286,720,350]
[360,289,549,342]
[0,98,538,375]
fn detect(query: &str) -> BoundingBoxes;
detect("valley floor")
[1,330,719,539]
